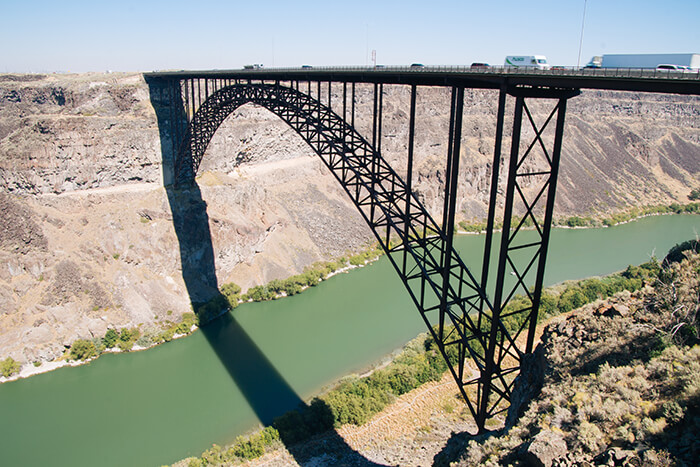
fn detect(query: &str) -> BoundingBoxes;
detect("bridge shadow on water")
[146,76,386,466]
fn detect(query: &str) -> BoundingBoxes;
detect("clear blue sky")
[2,0,698,72]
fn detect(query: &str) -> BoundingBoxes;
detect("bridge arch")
[174,81,495,409]
[176,82,369,185]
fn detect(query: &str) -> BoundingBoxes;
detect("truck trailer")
[599,53,700,69]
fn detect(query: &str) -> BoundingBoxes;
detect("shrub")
[579,278,607,301]
[1,357,21,377]
[564,216,592,227]
[102,328,119,348]
[273,409,311,444]
[135,334,154,348]
[649,251,700,346]
[116,328,140,352]
[558,286,588,312]
[243,285,275,302]
[69,339,98,360]
[159,327,176,342]
[662,239,700,267]
[196,294,228,323]
[459,221,488,233]
[220,282,241,309]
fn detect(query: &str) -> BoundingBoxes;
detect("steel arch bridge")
[145,68,700,432]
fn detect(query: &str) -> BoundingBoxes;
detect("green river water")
[0,215,698,466]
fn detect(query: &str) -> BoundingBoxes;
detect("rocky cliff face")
[0,72,698,364]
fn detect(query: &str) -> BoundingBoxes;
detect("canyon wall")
[0,72,698,364]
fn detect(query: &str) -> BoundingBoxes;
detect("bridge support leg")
[476,86,579,432]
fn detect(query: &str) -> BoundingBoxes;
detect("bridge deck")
[145,66,700,95]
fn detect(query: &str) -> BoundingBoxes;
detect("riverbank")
[456,201,700,234]
[0,325,195,384]
[0,245,385,385]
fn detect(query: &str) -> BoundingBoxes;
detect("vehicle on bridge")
[599,53,700,70]
[504,55,549,70]
[656,64,694,73]
[243,64,263,70]
[470,62,490,70]
[584,56,602,68]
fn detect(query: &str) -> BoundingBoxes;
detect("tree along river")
[1,215,698,467]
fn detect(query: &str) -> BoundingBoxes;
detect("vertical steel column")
[370,83,379,224]
[440,87,464,344]
[167,80,178,168]
[342,82,347,151]
[183,79,190,121]
[351,83,356,128]
[342,82,347,122]
[477,94,525,432]
[190,79,196,121]
[480,86,508,307]
[377,84,383,155]
[402,85,417,277]
[196,78,201,111]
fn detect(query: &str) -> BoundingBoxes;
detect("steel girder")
[167,78,578,432]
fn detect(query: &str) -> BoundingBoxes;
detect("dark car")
[470,62,489,70]
[410,63,424,69]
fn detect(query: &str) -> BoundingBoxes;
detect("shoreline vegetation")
[1,204,698,384]
[194,244,385,324]
[457,201,700,234]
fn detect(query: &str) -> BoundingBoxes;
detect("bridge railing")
[239,65,700,80]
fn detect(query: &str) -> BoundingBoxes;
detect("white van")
[504,55,549,70]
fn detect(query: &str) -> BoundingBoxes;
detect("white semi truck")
[598,53,700,69]
[504,55,549,70]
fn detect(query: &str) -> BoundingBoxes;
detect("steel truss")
[165,77,579,432]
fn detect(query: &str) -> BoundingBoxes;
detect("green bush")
[116,328,140,352]
[226,426,280,460]
[102,328,119,348]
[69,339,98,360]
[558,286,588,312]
[220,282,241,309]
[1,357,21,377]
[241,246,384,303]
[564,216,594,227]
[176,321,192,334]
[195,294,228,323]
[159,327,176,342]
[459,221,488,233]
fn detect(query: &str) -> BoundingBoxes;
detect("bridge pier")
[476,85,580,431]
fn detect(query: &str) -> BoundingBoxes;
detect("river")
[0,214,697,466]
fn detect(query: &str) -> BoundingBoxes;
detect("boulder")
[523,430,568,467]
